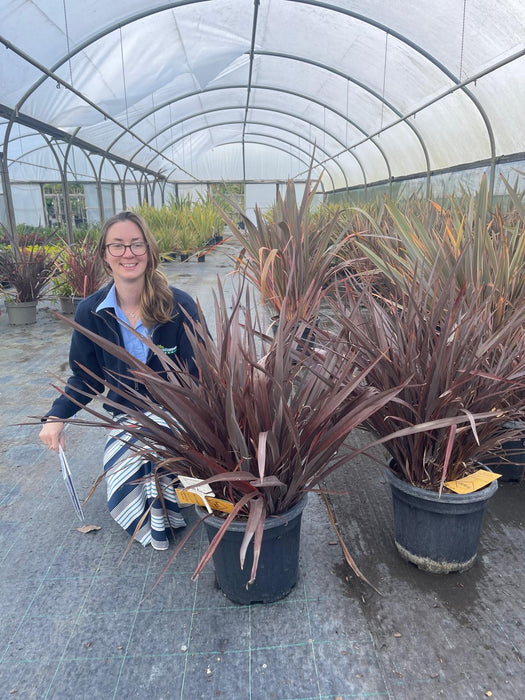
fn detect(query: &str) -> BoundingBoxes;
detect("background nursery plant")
[0,240,55,304]
[224,173,352,326]
[53,235,107,299]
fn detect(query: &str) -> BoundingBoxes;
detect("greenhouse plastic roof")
[1,0,524,191]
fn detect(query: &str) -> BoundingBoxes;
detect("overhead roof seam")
[140,111,358,185]
[122,94,388,177]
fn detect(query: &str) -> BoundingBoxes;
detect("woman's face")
[103,219,149,286]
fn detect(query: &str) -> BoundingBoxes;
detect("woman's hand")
[39,418,65,452]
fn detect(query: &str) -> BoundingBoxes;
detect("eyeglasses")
[105,242,148,257]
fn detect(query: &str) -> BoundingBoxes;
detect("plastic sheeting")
[1,0,524,194]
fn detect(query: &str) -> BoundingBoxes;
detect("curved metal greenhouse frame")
[1,0,524,234]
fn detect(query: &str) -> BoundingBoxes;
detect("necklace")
[116,294,140,321]
[121,306,140,320]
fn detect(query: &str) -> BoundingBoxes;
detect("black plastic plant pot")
[480,422,525,482]
[197,496,307,605]
[385,468,498,574]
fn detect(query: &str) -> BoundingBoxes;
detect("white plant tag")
[178,475,215,513]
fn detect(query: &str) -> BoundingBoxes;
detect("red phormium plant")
[330,256,525,490]
[53,279,406,583]
[0,242,55,302]
[54,236,107,297]
[221,170,354,324]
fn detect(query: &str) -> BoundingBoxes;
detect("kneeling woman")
[39,211,204,550]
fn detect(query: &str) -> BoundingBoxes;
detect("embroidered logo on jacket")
[157,344,178,355]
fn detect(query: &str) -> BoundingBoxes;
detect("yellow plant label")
[175,489,234,513]
[444,469,501,494]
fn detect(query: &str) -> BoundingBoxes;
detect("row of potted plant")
[135,195,225,260]
[0,234,107,324]
[52,171,525,605]
[0,196,228,323]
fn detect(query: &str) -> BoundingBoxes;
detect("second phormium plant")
[54,279,405,584]
[0,240,56,302]
[330,252,525,491]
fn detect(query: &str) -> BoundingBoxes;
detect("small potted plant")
[176,224,198,261]
[0,240,55,324]
[53,235,107,311]
[51,275,76,313]
[189,197,225,262]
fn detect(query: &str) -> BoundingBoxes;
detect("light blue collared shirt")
[96,284,150,363]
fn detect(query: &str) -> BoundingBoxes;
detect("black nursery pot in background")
[197,496,307,605]
[480,422,525,482]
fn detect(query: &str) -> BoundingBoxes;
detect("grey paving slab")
[182,649,251,699]
[126,610,193,661]
[250,644,320,700]
[62,611,136,661]
[0,659,60,700]
[313,640,388,698]
[45,657,124,700]
[3,614,78,662]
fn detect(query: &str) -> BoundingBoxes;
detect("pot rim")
[196,493,308,532]
[385,465,498,504]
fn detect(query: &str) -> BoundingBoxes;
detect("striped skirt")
[103,416,186,550]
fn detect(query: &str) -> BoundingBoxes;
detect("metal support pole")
[0,151,18,246]
[488,157,496,209]
[96,179,104,224]
[60,171,74,243]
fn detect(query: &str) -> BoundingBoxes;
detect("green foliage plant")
[134,203,177,255]
[137,197,225,258]
[175,220,198,256]
[190,197,224,249]
[167,194,195,254]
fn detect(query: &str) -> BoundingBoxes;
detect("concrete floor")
[0,238,524,699]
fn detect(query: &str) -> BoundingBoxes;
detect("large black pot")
[385,468,498,574]
[197,496,307,604]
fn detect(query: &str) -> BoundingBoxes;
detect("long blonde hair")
[97,211,174,326]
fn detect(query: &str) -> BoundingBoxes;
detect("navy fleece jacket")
[45,283,202,420]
